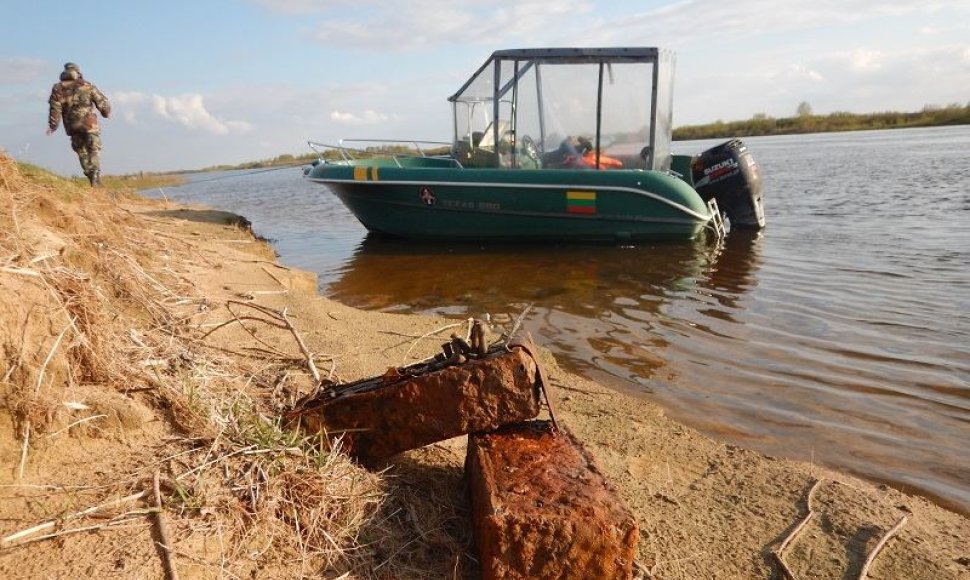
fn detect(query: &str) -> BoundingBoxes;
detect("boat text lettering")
[440,200,502,211]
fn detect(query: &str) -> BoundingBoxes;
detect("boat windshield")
[449,48,674,172]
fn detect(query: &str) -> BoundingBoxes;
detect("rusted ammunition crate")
[291,346,541,463]
[467,421,638,579]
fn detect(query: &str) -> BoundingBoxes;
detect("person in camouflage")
[46,62,111,186]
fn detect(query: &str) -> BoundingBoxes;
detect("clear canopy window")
[449,48,675,171]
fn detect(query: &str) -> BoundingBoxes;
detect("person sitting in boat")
[543,136,623,170]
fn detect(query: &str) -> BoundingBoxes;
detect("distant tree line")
[673,102,970,141]
[191,102,970,171]
[189,152,321,173]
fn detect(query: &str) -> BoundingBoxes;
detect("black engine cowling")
[691,139,765,229]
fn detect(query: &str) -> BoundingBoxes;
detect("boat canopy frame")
[448,47,675,171]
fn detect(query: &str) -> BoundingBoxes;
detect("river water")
[153,125,970,515]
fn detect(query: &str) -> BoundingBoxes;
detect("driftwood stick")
[198,313,284,337]
[858,513,909,580]
[242,259,291,270]
[260,265,288,289]
[48,517,150,542]
[773,478,823,580]
[44,414,107,439]
[28,253,59,265]
[17,421,30,480]
[0,491,147,547]
[400,321,465,364]
[235,289,288,297]
[503,303,534,345]
[153,471,180,580]
[280,308,320,384]
[0,266,42,277]
[1,516,149,548]
[228,299,286,320]
[175,445,258,481]
[200,305,290,359]
[36,317,75,395]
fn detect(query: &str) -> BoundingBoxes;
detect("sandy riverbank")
[1,154,968,578]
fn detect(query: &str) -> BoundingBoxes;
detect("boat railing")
[308,139,461,168]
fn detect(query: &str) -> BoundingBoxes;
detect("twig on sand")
[36,317,75,395]
[218,302,320,384]
[0,516,148,549]
[0,266,42,277]
[207,299,324,385]
[44,414,107,439]
[399,321,466,365]
[552,381,600,395]
[260,265,288,289]
[502,303,534,346]
[773,478,823,580]
[244,259,290,269]
[280,308,321,385]
[0,491,147,547]
[17,422,30,480]
[235,290,288,298]
[200,303,288,356]
[858,513,909,580]
[153,470,180,580]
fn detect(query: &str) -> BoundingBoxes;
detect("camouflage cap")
[64,62,80,71]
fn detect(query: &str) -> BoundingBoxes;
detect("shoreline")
[173,204,970,578]
[1,159,968,577]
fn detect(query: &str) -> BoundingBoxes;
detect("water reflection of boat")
[305,47,765,242]
[700,229,765,309]
[327,235,709,314]
[324,233,763,391]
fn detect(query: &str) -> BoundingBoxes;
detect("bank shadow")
[357,451,477,577]
[144,208,254,230]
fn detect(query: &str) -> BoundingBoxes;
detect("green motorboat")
[305,47,764,242]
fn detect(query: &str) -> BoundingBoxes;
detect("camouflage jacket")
[48,79,111,136]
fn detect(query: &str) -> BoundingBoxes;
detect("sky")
[1,0,968,175]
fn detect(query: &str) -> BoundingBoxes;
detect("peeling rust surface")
[297,347,541,462]
[467,421,638,579]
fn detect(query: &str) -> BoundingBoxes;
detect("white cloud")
[793,43,970,113]
[847,49,884,72]
[109,92,149,124]
[298,0,593,50]
[248,0,350,14]
[575,0,970,45]
[786,65,825,83]
[252,0,969,53]
[150,94,253,135]
[330,109,389,125]
[113,91,148,105]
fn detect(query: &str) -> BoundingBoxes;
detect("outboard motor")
[691,139,765,229]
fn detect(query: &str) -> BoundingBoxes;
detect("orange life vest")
[582,151,624,169]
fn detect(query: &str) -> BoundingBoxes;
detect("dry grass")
[0,151,469,578]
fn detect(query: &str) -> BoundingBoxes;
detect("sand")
[1,157,968,578]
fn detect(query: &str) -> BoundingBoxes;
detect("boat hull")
[306,162,712,242]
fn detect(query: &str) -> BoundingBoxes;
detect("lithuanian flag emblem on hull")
[566,191,597,214]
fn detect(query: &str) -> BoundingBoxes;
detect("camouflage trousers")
[69,131,102,178]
